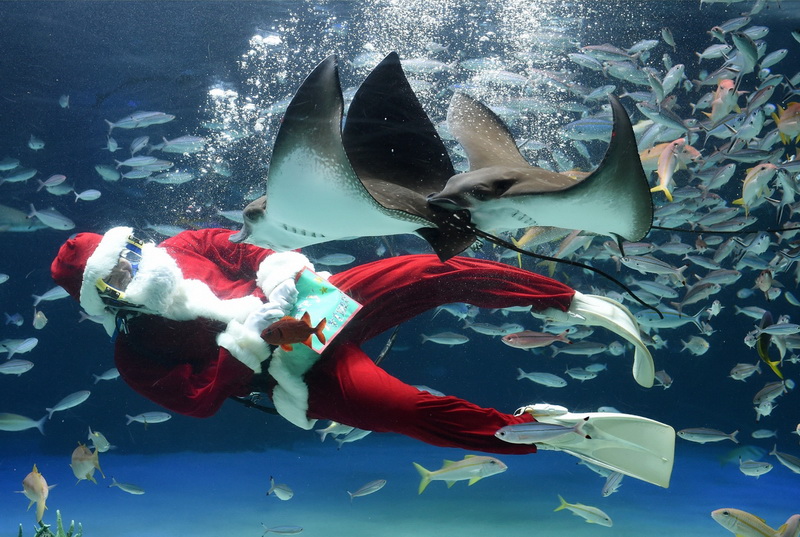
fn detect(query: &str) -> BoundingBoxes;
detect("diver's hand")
[243,303,285,335]
[268,278,298,314]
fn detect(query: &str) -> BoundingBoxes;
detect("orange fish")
[772,102,800,144]
[262,312,326,351]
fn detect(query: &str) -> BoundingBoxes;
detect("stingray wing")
[234,55,429,251]
[430,93,653,242]
[342,52,476,260]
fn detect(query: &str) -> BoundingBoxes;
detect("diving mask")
[95,234,146,308]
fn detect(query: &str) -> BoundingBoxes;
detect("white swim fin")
[532,291,655,388]
[510,404,675,488]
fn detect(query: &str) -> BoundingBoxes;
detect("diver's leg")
[305,342,537,455]
[328,254,574,343]
[328,254,654,387]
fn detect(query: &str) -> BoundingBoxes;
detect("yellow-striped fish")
[554,495,613,526]
[711,507,777,536]
[412,455,506,494]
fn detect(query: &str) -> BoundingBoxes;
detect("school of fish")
[2,0,800,532]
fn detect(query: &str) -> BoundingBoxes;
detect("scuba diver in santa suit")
[51,226,675,486]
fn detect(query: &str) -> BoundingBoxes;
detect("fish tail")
[94,450,105,478]
[730,430,739,444]
[766,359,784,379]
[554,494,569,512]
[104,119,115,134]
[125,414,135,425]
[412,462,432,494]
[649,184,674,202]
[35,415,46,436]
[557,331,572,344]
[314,319,327,344]
[516,368,526,380]
[36,499,46,523]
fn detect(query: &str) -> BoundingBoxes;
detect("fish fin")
[302,336,314,349]
[649,184,674,202]
[766,359,784,379]
[554,494,569,512]
[441,459,457,467]
[467,476,483,486]
[412,462,431,494]
[445,480,457,488]
[300,311,311,326]
[280,344,294,352]
[314,319,327,344]
[94,452,105,478]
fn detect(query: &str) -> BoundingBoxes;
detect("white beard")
[123,244,262,324]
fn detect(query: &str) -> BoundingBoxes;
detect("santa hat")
[51,227,134,333]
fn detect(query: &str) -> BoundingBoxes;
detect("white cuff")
[217,319,272,374]
[257,252,315,297]
[267,346,321,430]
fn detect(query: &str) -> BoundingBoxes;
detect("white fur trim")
[217,320,272,374]
[124,244,264,323]
[267,346,321,430]
[257,252,315,297]
[79,226,134,316]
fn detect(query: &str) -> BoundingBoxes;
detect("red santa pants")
[304,254,575,454]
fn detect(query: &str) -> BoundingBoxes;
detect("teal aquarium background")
[1,1,799,535]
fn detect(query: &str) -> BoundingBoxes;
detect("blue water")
[2,1,800,535]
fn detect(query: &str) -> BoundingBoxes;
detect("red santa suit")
[51,227,577,455]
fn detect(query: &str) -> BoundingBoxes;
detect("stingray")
[427,92,653,246]
[232,53,652,260]
[231,52,475,260]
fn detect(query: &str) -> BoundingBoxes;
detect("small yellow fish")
[70,442,104,484]
[650,137,685,202]
[20,464,54,523]
[771,102,800,144]
[32,309,48,330]
[711,507,777,537]
[412,455,507,494]
[554,495,613,526]
[88,426,112,452]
